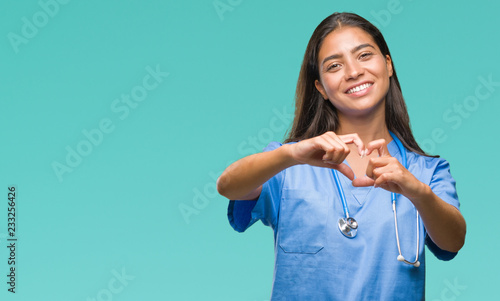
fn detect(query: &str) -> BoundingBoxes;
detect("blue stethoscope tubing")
[333,131,421,267]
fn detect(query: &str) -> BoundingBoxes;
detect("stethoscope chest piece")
[338,217,358,238]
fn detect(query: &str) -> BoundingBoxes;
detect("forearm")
[409,184,466,253]
[217,144,297,200]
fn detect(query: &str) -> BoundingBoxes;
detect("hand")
[289,132,365,180]
[352,139,424,199]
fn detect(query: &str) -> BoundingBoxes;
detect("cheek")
[322,76,343,94]
[374,59,391,77]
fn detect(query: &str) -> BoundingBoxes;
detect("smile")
[346,83,373,94]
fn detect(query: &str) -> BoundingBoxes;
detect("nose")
[344,59,364,80]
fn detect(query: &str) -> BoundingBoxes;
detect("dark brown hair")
[285,12,432,156]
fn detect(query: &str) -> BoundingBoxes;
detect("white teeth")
[347,83,372,94]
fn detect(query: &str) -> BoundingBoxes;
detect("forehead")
[318,26,379,58]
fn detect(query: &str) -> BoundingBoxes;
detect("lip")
[344,81,374,95]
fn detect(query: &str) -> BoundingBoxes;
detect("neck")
[336,107,392,144]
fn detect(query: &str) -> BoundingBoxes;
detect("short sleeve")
[428,159,460,210]
[227,142,285,233]
[425,158,461,260]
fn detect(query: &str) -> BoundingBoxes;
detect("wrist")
[408,182,433,206]
[278,144,301,168]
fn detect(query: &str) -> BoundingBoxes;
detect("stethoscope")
[333,132,421,267]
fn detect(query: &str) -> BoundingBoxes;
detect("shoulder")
[404,150,457,188]
[406,151,451,173]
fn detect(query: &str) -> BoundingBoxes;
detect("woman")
[217,12,465,300]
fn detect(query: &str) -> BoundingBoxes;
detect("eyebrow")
[321,43,376,66]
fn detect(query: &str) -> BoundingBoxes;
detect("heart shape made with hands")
[331,136,392,188]
[294,132,397,189]
[353,142,388,187]
[316,132,414,196]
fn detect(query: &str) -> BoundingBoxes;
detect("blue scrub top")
[228,140,460,300]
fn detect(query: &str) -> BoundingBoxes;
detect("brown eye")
[327,63,340,71]
[359,52,373,59]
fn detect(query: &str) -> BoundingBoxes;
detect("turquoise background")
[1,0,498,300]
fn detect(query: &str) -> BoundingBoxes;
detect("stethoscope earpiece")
[397,255,420,267]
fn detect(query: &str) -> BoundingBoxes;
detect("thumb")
[352,176,375,187]
[334,163,354,181]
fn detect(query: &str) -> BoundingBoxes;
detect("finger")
[321,133,350,162]
[366,157,397,179]
[373,173,398,190]
[339,133,365,156]
[365,139,390,157]
[353,172,396,191]
[335,162,355,181]
[318,136,348,163]
[371,164,396,182]
[322,162,354,181]
[352,176,375,187]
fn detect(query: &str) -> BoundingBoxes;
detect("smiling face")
[314,26,393,120]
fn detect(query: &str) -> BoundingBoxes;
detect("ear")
[315,79,328,100]
[385,55,393,77]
